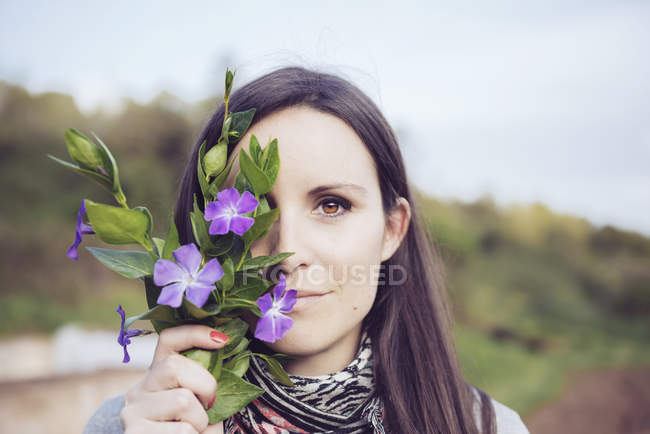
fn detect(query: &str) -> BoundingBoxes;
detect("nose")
[263,208,310,282]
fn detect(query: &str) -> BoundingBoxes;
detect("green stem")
[114,189,128,208]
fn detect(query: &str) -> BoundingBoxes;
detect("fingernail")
[210,330,228,344]
[207,394,216,409]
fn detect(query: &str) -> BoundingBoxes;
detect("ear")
[380,197,411,262]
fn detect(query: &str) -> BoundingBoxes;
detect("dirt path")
[525,365,650,434]
[0,369,145,434]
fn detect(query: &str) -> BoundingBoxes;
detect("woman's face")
[223,105,409,369]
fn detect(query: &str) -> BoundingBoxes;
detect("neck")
[283,324,363,376]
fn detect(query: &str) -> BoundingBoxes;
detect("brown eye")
[317,197,352,218]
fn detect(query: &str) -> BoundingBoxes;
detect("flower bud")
[203,140,228,178]
[64,128,106,173]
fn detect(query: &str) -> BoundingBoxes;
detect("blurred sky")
[1,0,649,235]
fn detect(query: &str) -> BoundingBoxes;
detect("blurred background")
[1,1,649,433]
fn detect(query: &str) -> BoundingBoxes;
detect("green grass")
[0,288,148,336]
[455,321,650,416]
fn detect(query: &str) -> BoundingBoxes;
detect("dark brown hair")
[174,66,496,433]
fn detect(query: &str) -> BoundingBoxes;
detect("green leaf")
[261,138,280,185]
[86,247,155,279]
[124,304,176,329]
[206,232,234,257]
[91,132,126,204]
[209,152,236,194]
[241,253,294,271]
[182,348,217,371]
[221,116,232,144]
[256,196,271,215]
[47,154,113,192]
[206,368,264,423]
[225,69,234,99]
[229,109,256,144]
[64,128,105,171]
[223,351,251,377]
[219,298,262,317]
[249,135,262,165]
[152,237,165,258]
[133,206,154,241]
[203,140,228,178]
[183,299,221,320]
[255,354,294,387]
[162,214,180,260]
[216,318,250,355]
[216,257,234,291]
[84,199,151,247]
[233,170,253,196]
[196,140,210,200]
[230,274,269,301]
[242,208,280,246]
[191,194,214,252]
[222,337,250,359]
[239,149,271,197]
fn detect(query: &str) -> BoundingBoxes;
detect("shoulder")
[83,394,126,434]
[470,387,530,434]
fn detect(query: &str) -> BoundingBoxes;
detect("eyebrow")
[307,183,368,196]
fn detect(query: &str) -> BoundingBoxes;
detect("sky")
[1,0,649,235]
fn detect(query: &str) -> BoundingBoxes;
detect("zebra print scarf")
[224,329,386,433]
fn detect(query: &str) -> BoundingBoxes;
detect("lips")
[295,289,332,298]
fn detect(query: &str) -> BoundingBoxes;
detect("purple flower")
[66,199,95,260]
[254,273,297,342]
[204,187,259,236]
[117,305,147,363]
[153,243,223,308]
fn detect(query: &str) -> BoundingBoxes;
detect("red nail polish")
[210,330,228,344]
[207,394,216,409]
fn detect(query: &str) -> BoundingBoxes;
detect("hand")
[120,324,229,433]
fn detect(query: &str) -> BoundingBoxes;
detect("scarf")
[224,328,386,433]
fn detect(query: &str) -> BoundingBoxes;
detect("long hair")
[174,66,496,434]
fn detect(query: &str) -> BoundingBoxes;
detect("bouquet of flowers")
[48,69,298,424]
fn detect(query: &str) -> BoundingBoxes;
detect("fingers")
[143,353,218,409]
[153,325,229,366]
[122,388,209,433]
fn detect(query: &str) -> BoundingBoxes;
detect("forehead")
[225,105,378,191]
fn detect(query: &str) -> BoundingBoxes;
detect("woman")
[84,66,529,433]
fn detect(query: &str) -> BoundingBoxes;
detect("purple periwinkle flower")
[204,187,259,236]
[153,243,223,308]
[254,273,297,343]
[117,305,147,363]
[66,199,95,260]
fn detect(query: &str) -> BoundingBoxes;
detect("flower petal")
[122,346,131,363]
[117,305,126,329]
[204,200,227,221]
[185,283,214,308]
[196,258,223,286]
[273,313,294,340]
[157,282,186,308]
[254,312,293,343]
[66,231,83,260]
[216,187,240,206]
[229,216,254,236]
[236,190,259,214]
[277,289,297,313]
[66,199,94,260]
[272,274,287,300]
[256,292,273,315]
[173,244,202,276]
[153,259,184,286]
[209,216,231,235]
